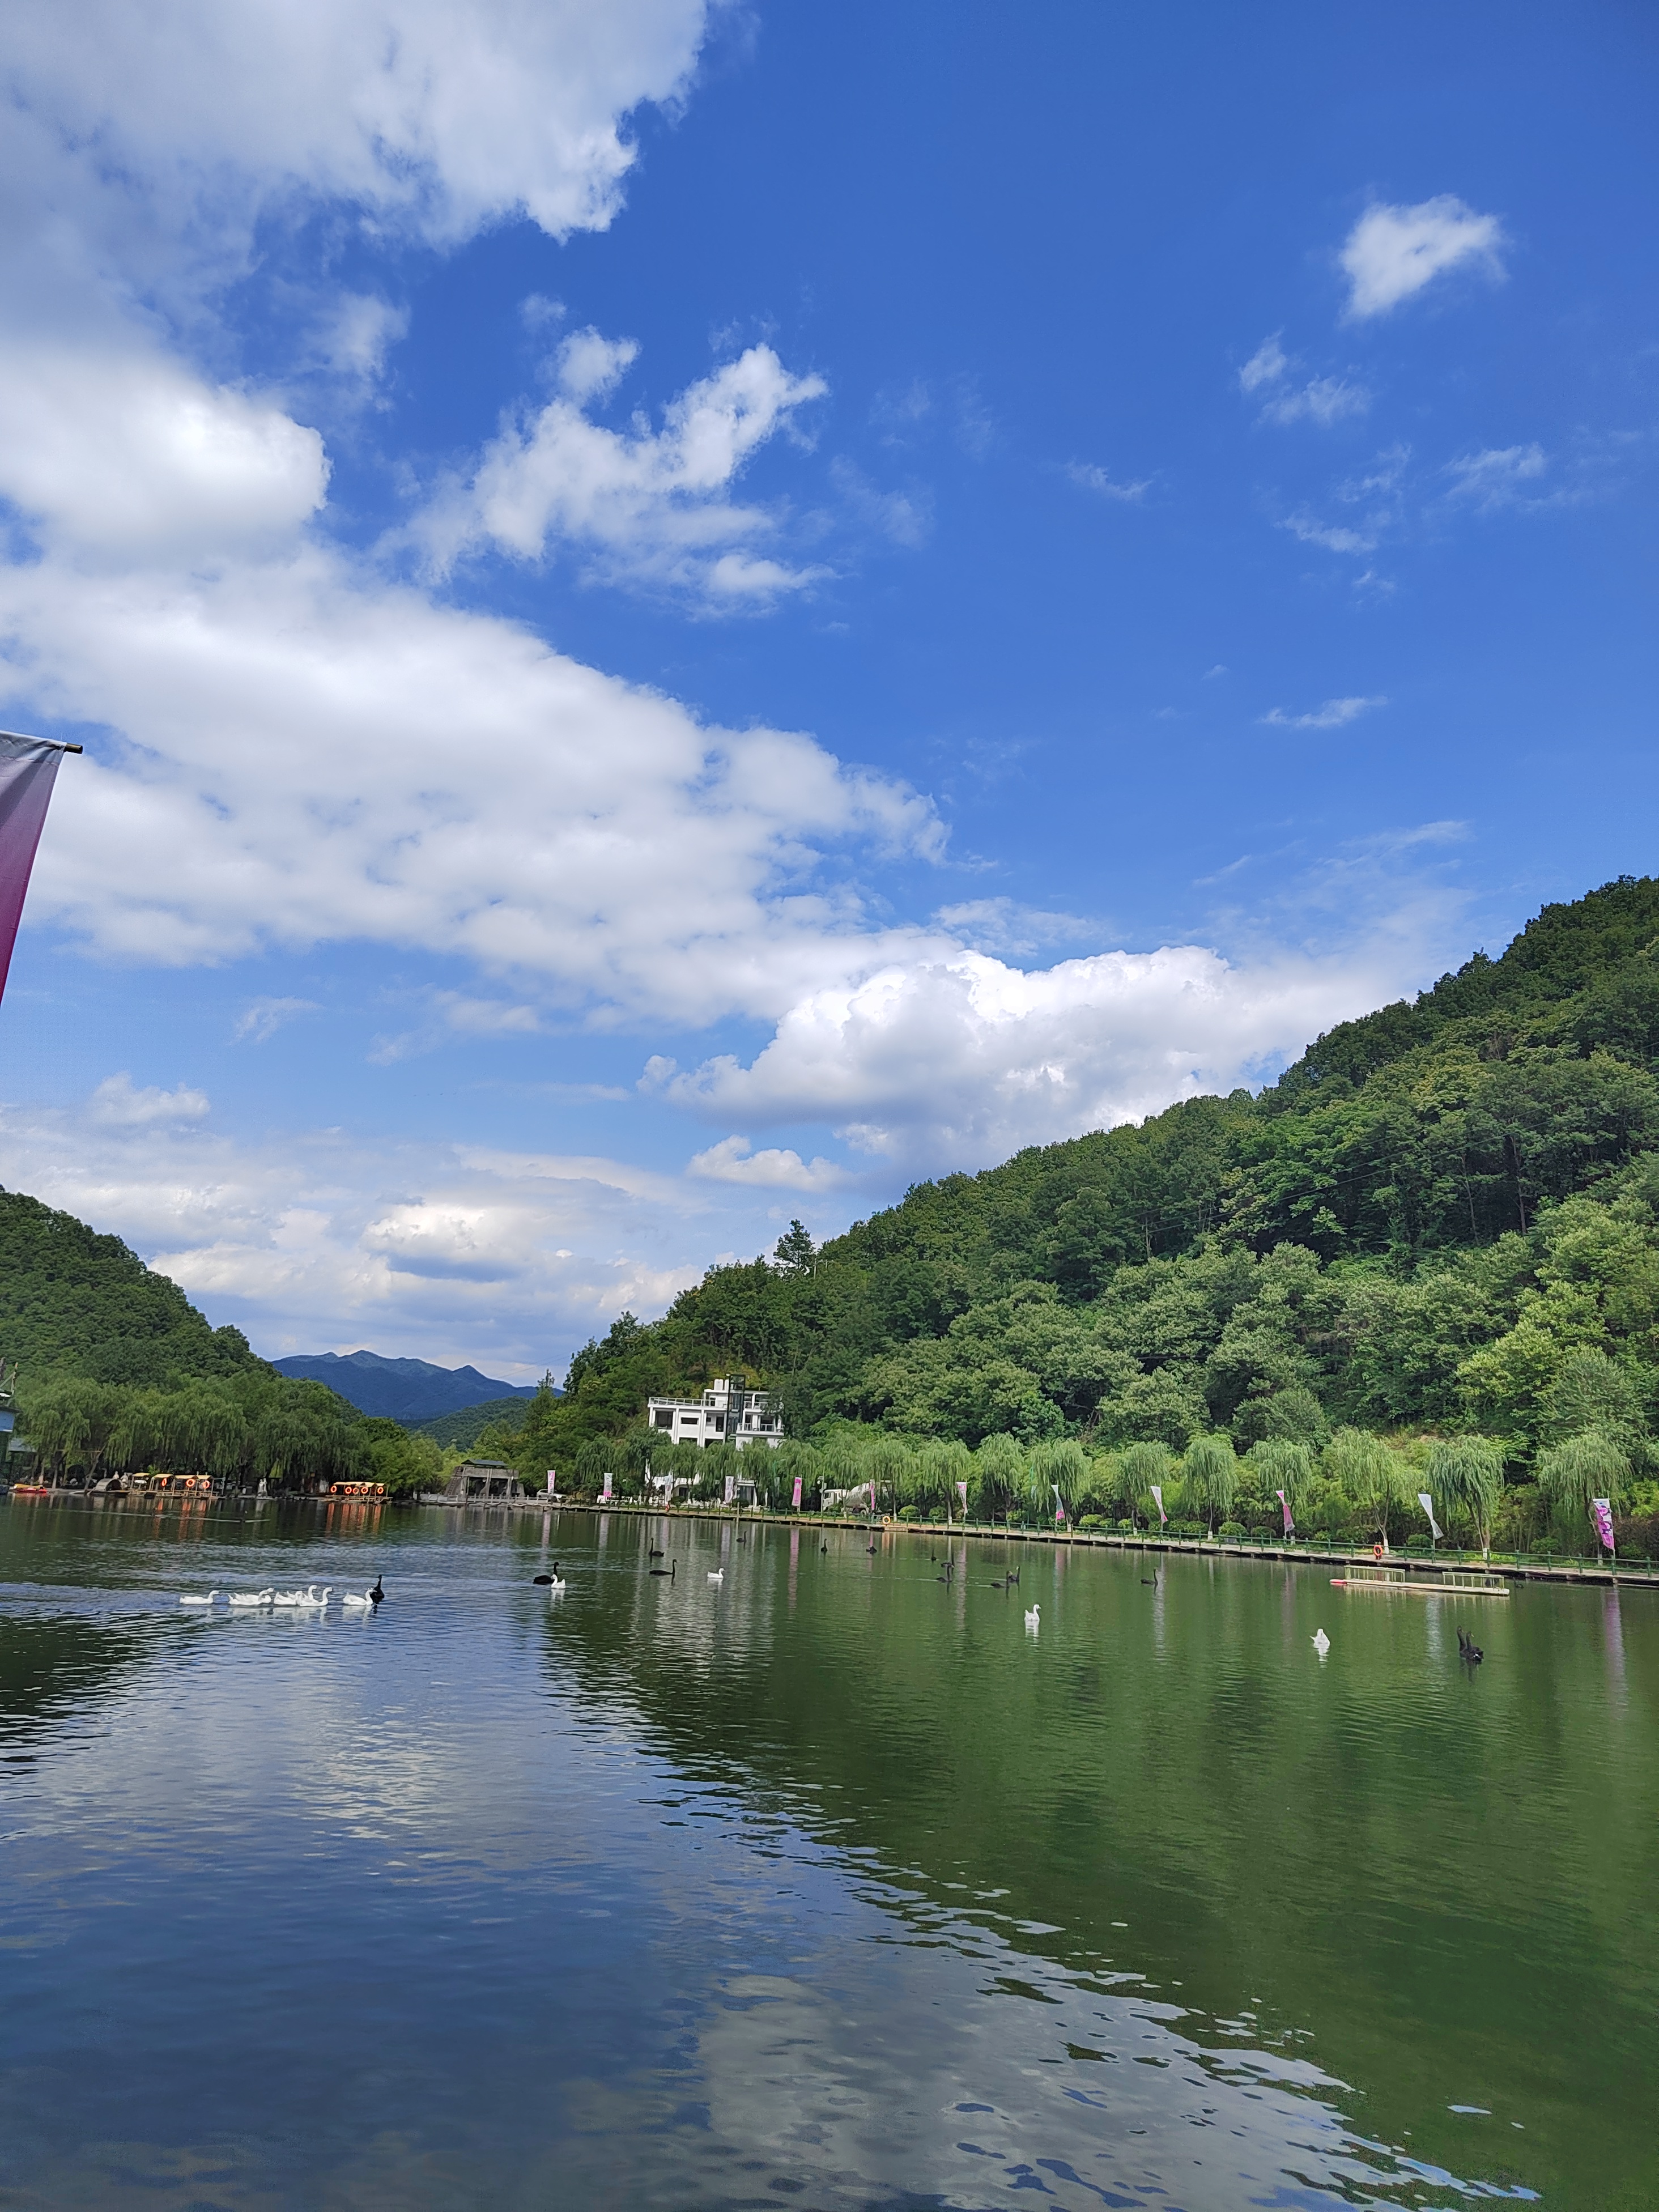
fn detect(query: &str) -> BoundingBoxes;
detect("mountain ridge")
[270,1349,539,1424]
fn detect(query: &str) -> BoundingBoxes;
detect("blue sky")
[0,0,1653,1377]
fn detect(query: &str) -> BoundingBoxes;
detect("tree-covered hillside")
[0,1190,265,1386]
[517,878,1659,1539]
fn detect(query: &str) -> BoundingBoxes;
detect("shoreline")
[8,1482,1651,1589]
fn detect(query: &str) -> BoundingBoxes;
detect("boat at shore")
[1330,1562,1510,1598]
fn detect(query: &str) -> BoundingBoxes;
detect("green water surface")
[1,1501,1653,2209]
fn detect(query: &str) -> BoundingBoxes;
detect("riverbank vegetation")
[14,1371,444,1496]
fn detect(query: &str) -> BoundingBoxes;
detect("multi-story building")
[645,1376,784,1450]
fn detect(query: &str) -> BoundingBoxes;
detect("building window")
[654,1411,673,1428]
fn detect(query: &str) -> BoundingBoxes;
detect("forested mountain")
[0,1190,264,1387]
[517,878,1659,1537]
[271,1349,538,1423]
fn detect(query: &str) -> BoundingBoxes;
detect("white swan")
[708,1568,724,1584]
[1312,1628,1331,1655]
[295,1585,330,1607]
[342,1588,376,1610]
[228,1589,274,1608]
[178,1591,218,1606]
[545,1573,567,1592]
[271,1590,305,1607]
[1024,1601,1041,1630]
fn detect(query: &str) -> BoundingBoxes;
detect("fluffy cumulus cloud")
[0,0,713,268]
[687,1136,852,1192]
[7,546,943,1013]
[662,937,1422,1172]
[1339,196,1506,320]
[416,330,829,598]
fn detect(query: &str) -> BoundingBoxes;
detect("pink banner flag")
[1276,1487,1294,1537]
[1592,1497,1615,1555]
[0,735,66,1005]
[791,1473,803,1510]
[956,1479,969,1513]
[1052,1482,1066,1525]
[868,1481,877,1516]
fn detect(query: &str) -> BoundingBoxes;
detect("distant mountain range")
[270,1349,541,1425]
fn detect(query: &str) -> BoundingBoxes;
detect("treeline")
[18,1371,444,1495]
[501,877,1659,1546]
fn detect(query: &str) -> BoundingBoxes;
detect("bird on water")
[1312,1628,1331,1656]
[533,1564,560,1584]
[1024,1601,1041,1631]
[649,1560,675,1579]
[1458,1627,1484,1664]
[370,1576,384,1606]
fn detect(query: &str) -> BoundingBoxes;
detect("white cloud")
[233,997,318,1044]
[1259,376,1369,428]
[1064,461,1151,502]
[88,1071,210,1126]
[1,0,713,275]
[0,1094,728,1375]
[1339,196,1506,320]
[0,346,329,557]
[414,334,828,598]
[687,1136,851,1192]
[662,935,1424,1172]
[1239,335,1368,426]
[1282,509,1377,556]
[5,542,945,1020]
[1261,695,1387,730]
[1443,443,1549,510]
[1239,335,1291,394]
[933,899,1099,957]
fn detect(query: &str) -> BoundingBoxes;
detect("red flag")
[0,735,67,1004]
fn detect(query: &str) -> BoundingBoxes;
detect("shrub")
[1216,1520,1247,1539]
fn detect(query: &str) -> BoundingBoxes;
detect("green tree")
[1424,1435,1505,1558]
[1181,1433,1237,1535]
[1323,1428,1411,1549]
[1535,1428,1627,1543]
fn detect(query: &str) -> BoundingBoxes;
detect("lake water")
[2,1501,1654,2211]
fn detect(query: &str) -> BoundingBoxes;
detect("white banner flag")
[1150,1482,1167,1525]
[956,1479,969,1511]
[1416,1490,1443,1541]
[601,1471,612,1501]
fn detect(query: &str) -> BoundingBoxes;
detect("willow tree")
[1425,1435,1505,1558]
[1536,1428,1627,1545]
[1247,1438,1314,1532]
[1120,1440,1175,1528]
[973,1432,1025,1523]
[772,1438,825,1509]
[1182,1433,1237,1535]
[23,1380,121,1483]
[866,1432,912,1519]
[1031,1437,1087,1523]
[1322,1428,1409,1549]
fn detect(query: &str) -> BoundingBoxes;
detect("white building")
[645,1376,785,1450]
